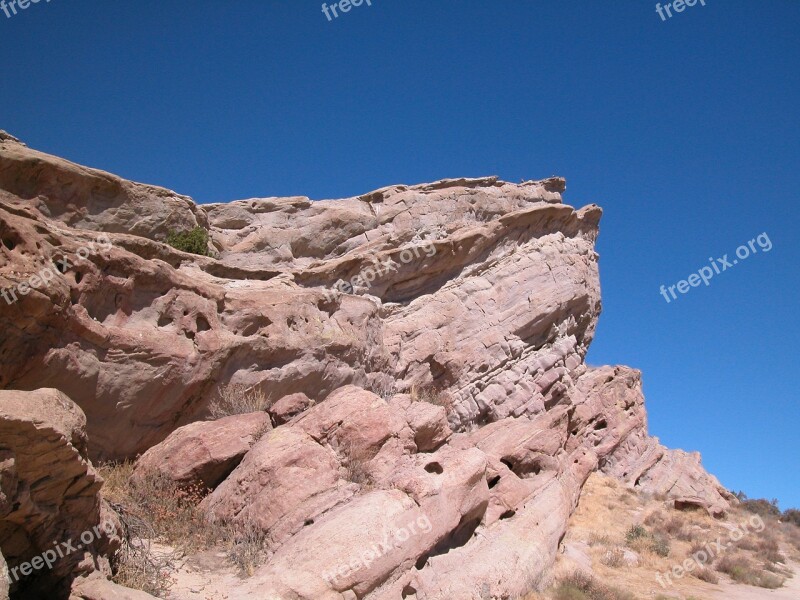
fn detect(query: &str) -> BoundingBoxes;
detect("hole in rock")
[54,257,67,273]
[499,509,516,520]
[183,309,189,316]
[158,314,172,328]
[424,462,443,474]
[488,475,501,489]
[74,271,83,284]
[414,554,428,570]
[402,584,418,598]
[185,330,195,340]
[196,315,211,331]
[500,458,515,472]
[594,419,608,431]
[427,501,487,559]
[1,238,16,251]
[303,519,314,526]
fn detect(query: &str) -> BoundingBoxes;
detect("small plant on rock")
[166,226,212,256]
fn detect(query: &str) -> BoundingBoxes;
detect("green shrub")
[625,525,648,545]
[650,534,671,557]
[166,226,211,256]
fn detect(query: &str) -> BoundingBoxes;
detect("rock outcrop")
[0,133,732,599]
[0,389,120,598]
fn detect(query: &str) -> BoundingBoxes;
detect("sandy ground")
[165,547,243,600]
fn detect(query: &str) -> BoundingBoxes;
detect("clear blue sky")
[1,1,797,508]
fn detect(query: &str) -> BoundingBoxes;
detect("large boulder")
[132,411,272,489]
[0,389,120,599]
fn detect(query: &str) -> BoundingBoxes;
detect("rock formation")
[0,388,120,598]
[0,132,732,599]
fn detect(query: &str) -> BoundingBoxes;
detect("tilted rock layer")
[0,133,731,599]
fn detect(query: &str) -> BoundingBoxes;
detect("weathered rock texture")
[0,388,120,599]
[0,133,732,599]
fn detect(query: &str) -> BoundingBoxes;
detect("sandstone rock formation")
[0,389,120,598]
[0,133,733,599]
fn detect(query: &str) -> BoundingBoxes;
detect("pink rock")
[132,412,272,489]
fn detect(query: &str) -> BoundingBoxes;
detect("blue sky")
[1,1,798,507]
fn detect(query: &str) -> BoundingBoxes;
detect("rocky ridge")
[0,133,733,599]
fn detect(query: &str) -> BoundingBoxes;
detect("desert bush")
[600,547,626,568]
[781,522,800,553]
[410,383,454,412]
[166,226,211,256]
[552,571,637,600]
[588,532,614,547]
[735,492,782,518]
[650,534,671,558]
[208,384,272,419]
[99,461,271,591]
[99,463,213,595]
[341,442,373,489]
[625,525,648,545]
[225,522,270,576]
[643,510,664,527]
[693,566,719,584]
[783,508,800,528]
[716,554,784,588]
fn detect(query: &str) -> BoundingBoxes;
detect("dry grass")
[98,461,271,592]
[208,384,272,419]
[600,547,626,568]
[340,442,374,490]
[410,383,454,412]
[692,566,719,584]
[551,571,637,600]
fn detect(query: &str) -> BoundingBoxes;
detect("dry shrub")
[208,384,272,419]
[588,532,615,547]
[600,547,626,568]
[98,462,230,594]
[224,521,270,576]
[643,510,664,527]
[552,571,636,600]
[716,554,784,588]
[693,566,719,584]
[410,383,454,413]
[624,524,669,557]
[341,442,374,489]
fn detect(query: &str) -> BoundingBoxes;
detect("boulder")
[132,411,272,489]
[0,389,120,599]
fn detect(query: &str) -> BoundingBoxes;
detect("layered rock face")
[0,389,120,598]
[0,133,731,599]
